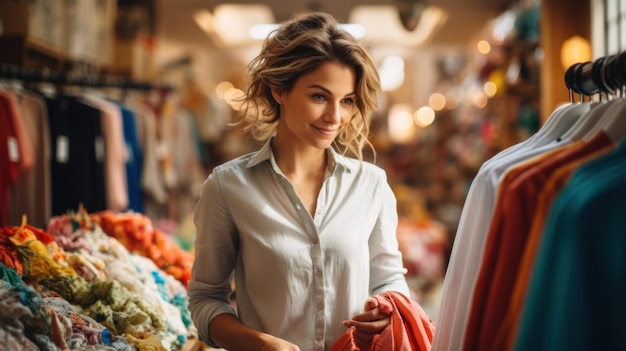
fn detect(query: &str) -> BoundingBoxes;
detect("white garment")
[188,138,410,351]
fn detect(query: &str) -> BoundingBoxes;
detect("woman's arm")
[209,314,301,351]
[189,171,240,345]
[368,174,411,296]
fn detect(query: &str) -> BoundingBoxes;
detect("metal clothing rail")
[0,63,173,91]
[564,49,626,99]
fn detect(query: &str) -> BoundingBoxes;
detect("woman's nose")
[324,101,343,123]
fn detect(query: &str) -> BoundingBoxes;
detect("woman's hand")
[342,297,391,348]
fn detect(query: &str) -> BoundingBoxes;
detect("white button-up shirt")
[188,138,410,351]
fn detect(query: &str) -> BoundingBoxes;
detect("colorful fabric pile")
[0,209,197,350]
[91,210,194,287]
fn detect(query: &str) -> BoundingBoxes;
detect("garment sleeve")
[368,172,411,297]
[188,169,239,346]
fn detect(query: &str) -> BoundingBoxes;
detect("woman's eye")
[312,94,326,101]
[342,97,355,105]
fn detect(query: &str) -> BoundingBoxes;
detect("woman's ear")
[271,87,284,104]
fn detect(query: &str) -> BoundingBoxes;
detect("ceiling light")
[396,0,427,31]
[195,4,275,47]
[379,55,405,91]
[196,5,366,46]
[249,23,366,41]
[349,5,447,46]
[414,106,435,127]
[193,9,214,35]
[388,103,416,143]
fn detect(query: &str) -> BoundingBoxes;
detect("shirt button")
[316,335,323,340]
[315,270,322,277]
[312,238,319,244]
[296,204,301,210]
[318,303,324,309]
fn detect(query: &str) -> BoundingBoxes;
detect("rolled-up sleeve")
[188,170,239,345]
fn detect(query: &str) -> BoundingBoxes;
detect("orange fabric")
[497,146,613,350]
[91,210,193,287]
[0,227,23,275]
[330,291,436,351]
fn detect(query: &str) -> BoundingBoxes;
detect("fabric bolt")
[189,137,410,350]
[514,140,626,351]
[8,89,52,228]
[330,291,436,351]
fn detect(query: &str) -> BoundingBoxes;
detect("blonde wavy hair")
[235,12,381,161]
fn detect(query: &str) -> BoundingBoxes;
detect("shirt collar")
[245,137,352,174]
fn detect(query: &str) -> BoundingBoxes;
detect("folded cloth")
[330,291,436,351]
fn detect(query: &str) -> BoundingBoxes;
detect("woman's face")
[272,61,357,150]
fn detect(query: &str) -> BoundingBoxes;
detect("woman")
[188,12,411,351]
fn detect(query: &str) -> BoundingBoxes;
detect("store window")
[592,0,626,55]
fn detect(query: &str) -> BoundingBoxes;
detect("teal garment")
[0,262,22,286]
[515,140,626,351]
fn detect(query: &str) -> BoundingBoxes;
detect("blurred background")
[0,0,621,329]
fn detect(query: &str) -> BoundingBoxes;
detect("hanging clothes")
[8,89,52,228]
[431,102,587,351]
[434,53,626,351]
[118,103,145,213]
[80,93,129,213]
[0,90,28,226]
[45,94,107,215]
[513,139,626,351]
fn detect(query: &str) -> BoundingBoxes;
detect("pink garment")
[330,291,436,351]
[0,90,34,173]
[81,94,129,212]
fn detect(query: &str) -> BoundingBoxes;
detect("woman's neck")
[271,137,327,178]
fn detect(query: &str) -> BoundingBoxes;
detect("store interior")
[1,0,624,350]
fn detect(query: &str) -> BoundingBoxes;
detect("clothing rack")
[564,50,626,97]
[0,63,173,91]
